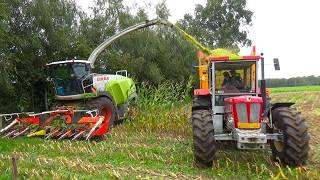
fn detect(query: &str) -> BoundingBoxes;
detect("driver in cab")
[222,70,243,93]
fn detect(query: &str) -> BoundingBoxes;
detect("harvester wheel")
[270,107,309,166]
[192,109,216,168]
[86,97,117,128]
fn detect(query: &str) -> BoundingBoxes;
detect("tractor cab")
[46,60,93,97]
[195,51,261,134]
[214,61,256,94]
[195,50,259,104]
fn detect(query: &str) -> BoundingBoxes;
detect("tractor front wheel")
[192,109,217,168]
[270,107,309,166]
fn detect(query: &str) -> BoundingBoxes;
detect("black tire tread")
[270,107,309,166]
[192,109,216,168]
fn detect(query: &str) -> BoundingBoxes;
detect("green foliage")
[0,0,84,113]
[156,0,170,20]
[178,0,253,50]
[136,79,193,108]
[267,75,320,87]
[123,80,193,136]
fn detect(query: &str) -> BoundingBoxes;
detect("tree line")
[266,76,320,88]
[0,0,253,113]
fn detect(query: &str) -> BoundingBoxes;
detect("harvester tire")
[192,109,216,168]
[86,97,117,128]
[270,107,309,166]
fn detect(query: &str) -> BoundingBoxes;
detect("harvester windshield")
[214,61,256,94]
[47,61,91,96]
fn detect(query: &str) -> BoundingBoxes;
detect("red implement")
[0,108,109,140]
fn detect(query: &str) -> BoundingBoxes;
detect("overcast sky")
[77,0,320,79]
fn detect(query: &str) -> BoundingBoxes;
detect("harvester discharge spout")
[88,19,173,68]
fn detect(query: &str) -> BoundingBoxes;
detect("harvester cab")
[47,60,92,97]
[192,49,309,168]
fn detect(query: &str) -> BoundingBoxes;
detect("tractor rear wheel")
[270,107,309,166]
[192,109,217,168]
[86,97,117,128]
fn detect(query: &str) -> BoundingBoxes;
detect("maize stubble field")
[0,85,320,179]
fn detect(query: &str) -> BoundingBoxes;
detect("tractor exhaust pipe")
[260,53,267,111]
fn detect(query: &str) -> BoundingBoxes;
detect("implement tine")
[0,119,19,134]
[58,130,73,140]
[45,129,60,140]
[27,129,46,137]
[12,127,29,138]
[3,129,17,138]
[54,131,63,138]
[28,128,40,136]
[85,116,104,140]
[71,130,85,141]
[69,131,78,139]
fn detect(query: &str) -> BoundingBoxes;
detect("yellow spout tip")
[27,130,46,137]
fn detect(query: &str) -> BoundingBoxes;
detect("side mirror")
[273,58,280,70]
[116,70,128,77]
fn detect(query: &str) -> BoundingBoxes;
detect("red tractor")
[192,49,309,167]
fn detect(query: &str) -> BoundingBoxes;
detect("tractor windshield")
[48,62,91,96]
[214,61,257,94]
